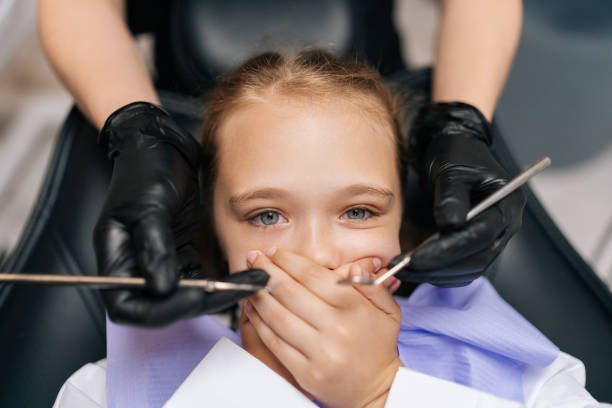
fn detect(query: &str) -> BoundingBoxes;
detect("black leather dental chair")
[1,1,611,406]
[0,93,205,408]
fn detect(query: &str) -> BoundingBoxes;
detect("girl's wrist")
[362,390,390,408]
[361,358,404,408]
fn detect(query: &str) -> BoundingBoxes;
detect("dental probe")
[0,273,267,292]
[338,156,552,286]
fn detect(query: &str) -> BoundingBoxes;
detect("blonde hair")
[197,50,418,278]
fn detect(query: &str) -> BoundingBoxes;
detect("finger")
[267,248,355,307]
[433,175,471,230]
[372,270,398,292]
[388,277,401,294]
[425,229,509,287]
[243,300,310,375]
[395,250,491,286]
[432,279,475,288]
[394,252,486,284]
[352,266,400,316]
[249,251,334,327]
[419,270,483,286]
[132,211,178,295]
[248,287,319,355]
[102,269,269,326]
[95,219,196,326]
[409,206,506,271]
[198,268,270,314]
[495,188,526,233]
[412,189,524,287]
[93,219,135,279]
[343,258,394,291]
[335,257,382,280]
[342,258,401,293]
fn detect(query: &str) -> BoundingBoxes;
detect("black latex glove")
[393,102,526,287]
[94,102,268,326]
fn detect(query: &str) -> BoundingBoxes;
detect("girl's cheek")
[224,229,401,273]
[340,234,401,268]
[225,227,303,273]
[227,250,250,273]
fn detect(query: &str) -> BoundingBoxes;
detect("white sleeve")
[384,354,612,408]
[523,352,611,408]
[52,359,107,408]
[384,367,522,408]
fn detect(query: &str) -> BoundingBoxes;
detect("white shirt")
[54,337,608,408]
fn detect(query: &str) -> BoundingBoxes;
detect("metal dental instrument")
[0,273,267,292]
[338,156,552,287]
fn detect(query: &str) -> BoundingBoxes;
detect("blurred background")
[0,0,611,291]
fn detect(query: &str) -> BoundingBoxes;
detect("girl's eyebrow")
[338,184,395,200]
[229,188,289,210]
[229,184,394,210]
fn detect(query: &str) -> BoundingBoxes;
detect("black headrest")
[169,0,354,91]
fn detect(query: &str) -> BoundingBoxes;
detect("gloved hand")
[394,102,526,287]
[94,102,268,326]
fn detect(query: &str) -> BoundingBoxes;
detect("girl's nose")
[294,220,341,270]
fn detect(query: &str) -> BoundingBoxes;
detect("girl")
[55,50,603,408]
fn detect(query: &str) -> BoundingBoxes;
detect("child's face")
[212,95,403,275]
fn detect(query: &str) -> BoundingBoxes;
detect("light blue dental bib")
[106,277,558,407]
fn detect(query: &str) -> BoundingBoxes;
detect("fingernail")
[373,257,382,270]
[351,264,363,277]
[265,246,277,257]
[237,299,245,309]
[390,278,401,293]
[244,299,253,313]
[246,250,259,267]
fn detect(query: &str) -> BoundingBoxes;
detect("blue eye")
[254,211,282,226]
[344,208,370,220]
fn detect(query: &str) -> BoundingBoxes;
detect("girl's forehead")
[214,97,400,192]
[216,96,397,160]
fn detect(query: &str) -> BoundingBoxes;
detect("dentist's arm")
[38,0,267,326]
[398,0,526,287]
[433,0,522,119]
[38,0,157,129]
